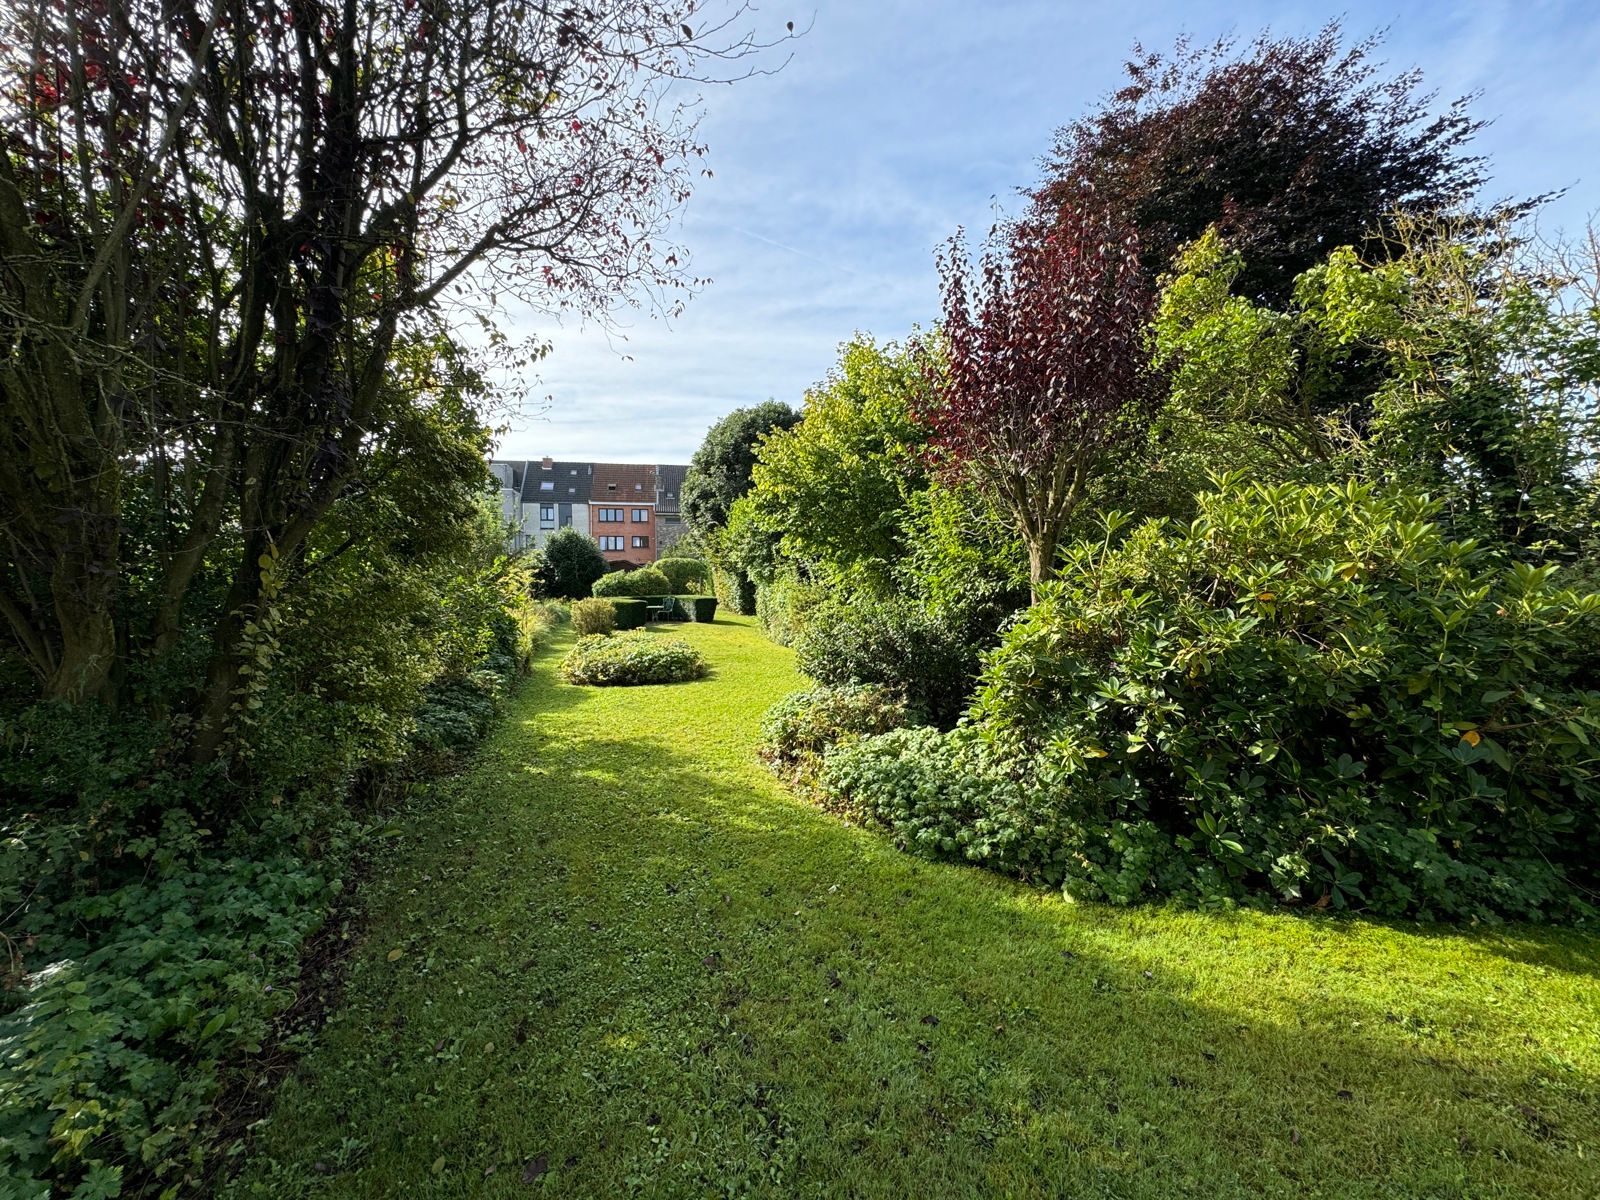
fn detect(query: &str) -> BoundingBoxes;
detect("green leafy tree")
[0,0,771,751]
[748,336,932,585]
[682,401,802,537]
[1151,220,1600,555]
[542,528,609,600]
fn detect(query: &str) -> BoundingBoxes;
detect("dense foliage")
[822,480,1600,921]
[560,633,710,686]
[792,593,985,728]
[1033,23,1496,302]
[542,529,611,600]
[592,566,673,598]
[930,208,1157,591]
[682,402,802,537]
[757,684,908,795]
[654,557,711,593]
[571,598,619,637]
[748,337,932,588]
[1,591,553,1195]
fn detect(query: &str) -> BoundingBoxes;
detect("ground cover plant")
[559,632,710,687]
[228,619,1600,1199]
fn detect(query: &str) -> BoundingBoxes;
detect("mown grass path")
[232,617,1599,1199]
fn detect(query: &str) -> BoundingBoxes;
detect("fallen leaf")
[431,1155,446,1174]
[387,948,403,961]
[522,1153,549,1184]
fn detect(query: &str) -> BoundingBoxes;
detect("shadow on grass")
[241,697,1600,1199]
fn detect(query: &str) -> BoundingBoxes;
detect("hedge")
[611,598,649,629]
[681,596,718,622]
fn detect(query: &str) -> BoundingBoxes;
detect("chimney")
[541,456,553,470]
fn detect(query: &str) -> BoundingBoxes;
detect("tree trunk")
[45,521,120,704]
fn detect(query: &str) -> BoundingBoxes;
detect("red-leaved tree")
[928,206,1156,596]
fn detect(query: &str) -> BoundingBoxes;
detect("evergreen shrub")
[816,480,1600,922]
[681,596,719,622]
[610,599,649,630]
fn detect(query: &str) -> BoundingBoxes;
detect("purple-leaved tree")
[928,204,1156,597]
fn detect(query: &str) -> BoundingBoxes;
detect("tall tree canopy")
[0,0,772,753]
[747,336,932,583]
[681,400,801,537]
[1034,23,1496,302]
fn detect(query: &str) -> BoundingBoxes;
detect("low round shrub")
[592,566,671,598]
[560,632,709,686]
[655,557,709,593]
[819,727,1074,881]
[758,683,908,792]
[570,597,617,636]
[792,592,982,727]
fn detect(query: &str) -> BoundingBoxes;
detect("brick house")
[488,458,690,565]
[590,463,658,567]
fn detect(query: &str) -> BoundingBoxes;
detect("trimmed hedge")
[611,598,649,629]
[559,632,710,686]
[681,595,718,622]
[640,595,684,620]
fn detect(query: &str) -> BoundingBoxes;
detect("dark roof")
[655,464,688,514]
[501,459,592,504]
[592,462,657,501]
[491,459,688,507]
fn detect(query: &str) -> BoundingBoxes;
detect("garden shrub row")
[559,633,709,686]
[0,578,552,1196]
[800,481,1600,923]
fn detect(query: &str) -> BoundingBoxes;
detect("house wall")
[592,501,656,566]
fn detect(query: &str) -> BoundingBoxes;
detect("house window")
[597,508,623,523]
[599,536,624,551]
[631,508,649,522]
[606,483,617,491]
[632,535,649,549]
[539,505,555,528]
[539,480,554,491]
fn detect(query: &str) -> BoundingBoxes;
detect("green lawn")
[229,616,1600,1199]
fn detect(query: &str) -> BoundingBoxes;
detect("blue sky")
[494,0,1600,464]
